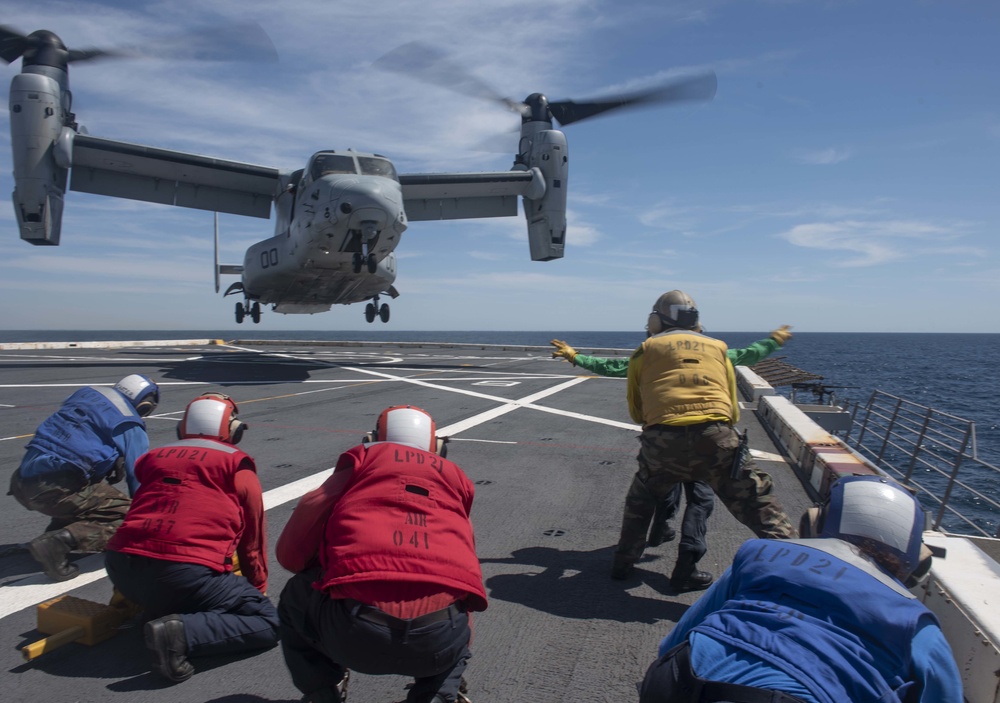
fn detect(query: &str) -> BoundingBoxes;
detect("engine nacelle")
[9,71,69,245]
[521,129,568,261]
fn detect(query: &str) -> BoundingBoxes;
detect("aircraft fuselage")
[241,152,406,313]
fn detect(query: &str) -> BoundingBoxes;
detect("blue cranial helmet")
[819,475,926,581]
[113,374,160,417]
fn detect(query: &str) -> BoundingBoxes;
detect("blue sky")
[0,0,997,333]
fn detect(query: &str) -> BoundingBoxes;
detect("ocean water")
[3,330,997,532]
[2,329,994,436]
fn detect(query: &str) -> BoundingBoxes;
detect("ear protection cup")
[436,436,449,458]
[904,544,935,588]
[230,419,248,445]
[646,312,663,336]
[134,398,156,417]
[799,506,824,539]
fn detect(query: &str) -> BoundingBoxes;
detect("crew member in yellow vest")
[612,290,797,590]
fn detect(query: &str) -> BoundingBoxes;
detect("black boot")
[610,554,635,580]
[303,669,349,702]
[144,615,194,682]
[28,529,79,582]
[646,521,677,547]
[669,552,713,592]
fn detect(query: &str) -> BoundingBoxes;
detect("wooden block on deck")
[36,595,125,646]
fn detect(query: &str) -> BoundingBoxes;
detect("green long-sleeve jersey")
[571,335,781,378]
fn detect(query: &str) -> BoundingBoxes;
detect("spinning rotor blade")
[138,23,278,63]
[373,41,527,116]
[0,25,122,65]
[374,41,716,127]
[547,72,718,126]
[0,22,277,68]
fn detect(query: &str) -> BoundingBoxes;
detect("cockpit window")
[310,154,358,180]
[358,156,398,181]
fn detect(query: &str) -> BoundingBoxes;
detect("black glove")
[105,457,126,485]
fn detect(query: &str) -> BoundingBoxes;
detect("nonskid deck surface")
[0,341,814,703]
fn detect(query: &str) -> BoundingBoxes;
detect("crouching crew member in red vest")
[277,405,487,703]
[105,393,279,683]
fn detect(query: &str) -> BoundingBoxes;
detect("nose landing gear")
[352,221,381,274]
[364,295,390,323]
[352,252,379,274]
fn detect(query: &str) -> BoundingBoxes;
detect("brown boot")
[669,552,713,592]
[28,529,79,582]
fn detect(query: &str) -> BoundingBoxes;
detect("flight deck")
[0,339,815,703]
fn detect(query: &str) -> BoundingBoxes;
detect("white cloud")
[778,219,965,267]
[793,147,853,165]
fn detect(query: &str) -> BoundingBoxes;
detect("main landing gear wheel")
[366,253,378,274]
[250,301,261,324]
[235,302,245,324]
[378,303,390,323]
[364,303,376,323]
[352,253,363,274]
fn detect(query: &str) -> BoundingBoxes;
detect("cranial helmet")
[370,405,445,455]
[799,475,926,582]
[646,290,699,336]
[177,393,247,444]
[113,374,160,417]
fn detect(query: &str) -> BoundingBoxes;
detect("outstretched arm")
[726,326,792,367]
[551,340,630,377]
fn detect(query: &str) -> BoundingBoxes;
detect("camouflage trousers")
[614,422,796,565]
[9,468,131,552]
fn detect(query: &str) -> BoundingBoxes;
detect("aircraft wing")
[69,134,282,218]
[399,170,536,221]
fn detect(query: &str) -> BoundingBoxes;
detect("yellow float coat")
[627,330,738,427]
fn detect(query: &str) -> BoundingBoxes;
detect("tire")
[250,302,261,324]
[364,303,376,323]
[378,303,390,323]
[235,302,245,324]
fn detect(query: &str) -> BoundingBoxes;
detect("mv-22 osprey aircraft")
[2,27,716,324]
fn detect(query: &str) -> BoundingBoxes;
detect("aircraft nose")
[320,176,400,230]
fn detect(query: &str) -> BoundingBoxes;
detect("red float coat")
[107,438,268,593]
[277,442,488,617]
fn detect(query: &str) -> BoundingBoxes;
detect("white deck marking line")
[449,438,518,445]
[347,367,639,432]
[0,468,339,619]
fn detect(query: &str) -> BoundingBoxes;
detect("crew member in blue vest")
[8,374,159,582]
[640,475,963,703]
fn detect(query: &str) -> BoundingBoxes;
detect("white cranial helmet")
[113,374,160,417]
[375,405,437,452]
[177,393,247,444]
